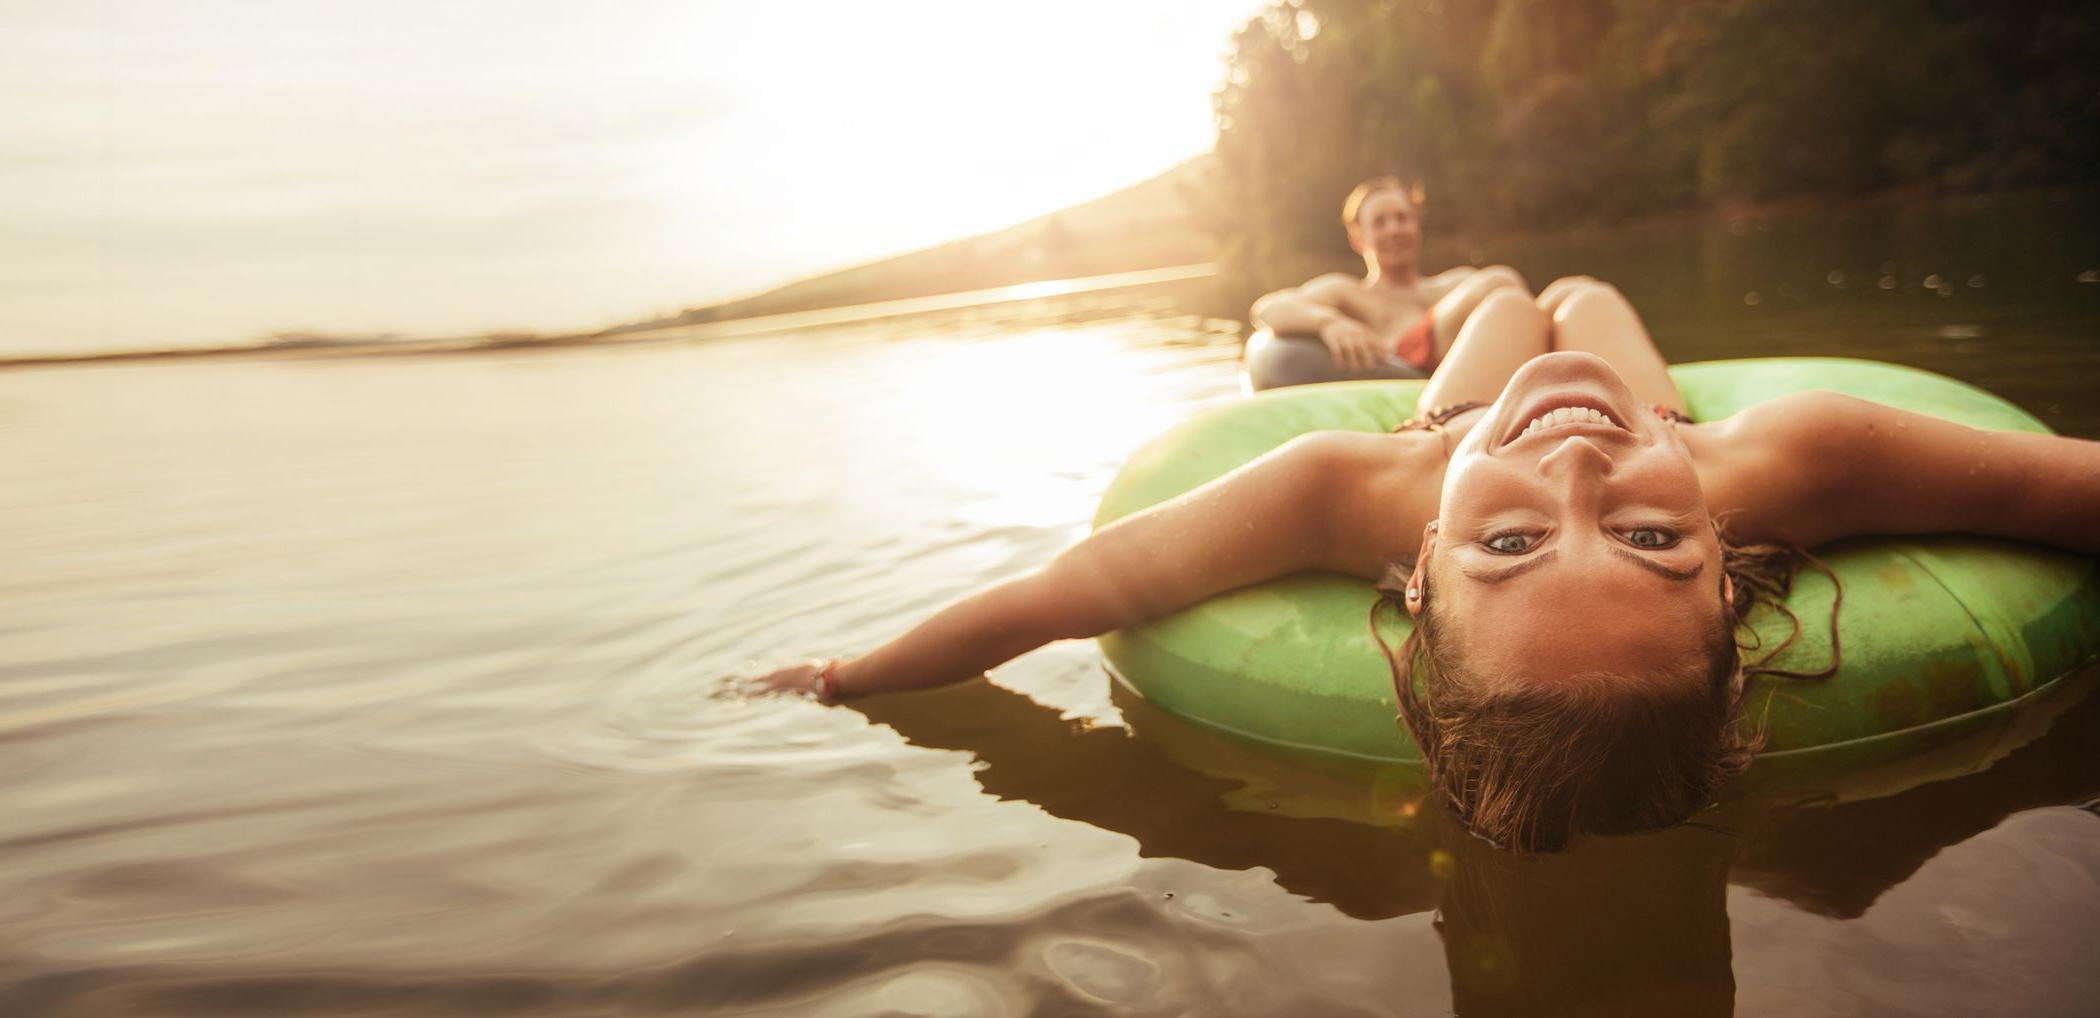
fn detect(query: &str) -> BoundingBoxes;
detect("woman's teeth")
[1520,406,1615,438]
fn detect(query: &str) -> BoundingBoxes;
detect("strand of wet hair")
[1734,546,1844,682]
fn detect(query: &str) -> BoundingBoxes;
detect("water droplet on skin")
[1967,275,1986,288]
[2077,270,2100,284]
[1923,274,1942,289]
[1743,292,1761,306]
[1879,276,1898,290]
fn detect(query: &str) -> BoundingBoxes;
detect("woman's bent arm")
[760,432,1418,698]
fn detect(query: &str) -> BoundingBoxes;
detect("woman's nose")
[1538,436,1614,478]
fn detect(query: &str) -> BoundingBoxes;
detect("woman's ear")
[1405,521,1436,619]
[1722,572,1736,612]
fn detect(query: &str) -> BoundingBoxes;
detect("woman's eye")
[1626,528,1681,549]
[1484,533,1534,554]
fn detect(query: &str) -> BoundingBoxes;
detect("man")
[1249,177,1525,380]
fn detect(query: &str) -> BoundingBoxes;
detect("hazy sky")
[1,0,1267,355]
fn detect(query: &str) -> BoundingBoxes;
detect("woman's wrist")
[814,658,846,702]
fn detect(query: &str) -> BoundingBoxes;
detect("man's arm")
[1250,273,1359,335]
[1250,275,1389,371]
[751,432,1410,698]
[1726,391,2100,553]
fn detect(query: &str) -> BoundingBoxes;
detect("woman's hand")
[1319,317,1388,372]
[739,659,829,699]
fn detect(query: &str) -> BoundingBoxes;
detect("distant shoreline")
[12,178,2086,373]
[0,263,1220,372]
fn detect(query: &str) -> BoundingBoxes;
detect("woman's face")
[1413,352,1728,687]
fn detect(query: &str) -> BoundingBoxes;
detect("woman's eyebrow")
[1461,548,1703,585]
[1462,550,1559,584]
[1610,548,1703,581]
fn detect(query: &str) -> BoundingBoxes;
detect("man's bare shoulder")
[1298,273,1364,300]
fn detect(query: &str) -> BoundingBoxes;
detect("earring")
[1406,587,1420,601]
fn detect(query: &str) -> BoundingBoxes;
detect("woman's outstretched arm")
[1729,391,2100,553]
[747,431,1430,699]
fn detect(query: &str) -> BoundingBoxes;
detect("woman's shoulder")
[1689,390,1878,456]
[1274,429,1443,577]
[1279,427,1445,483]
[1686,390,1890,543]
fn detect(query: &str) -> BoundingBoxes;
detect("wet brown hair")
[1341,175,1427,228]
[1370,533,1839,853]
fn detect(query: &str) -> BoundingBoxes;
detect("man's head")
[1341,176,1426,279]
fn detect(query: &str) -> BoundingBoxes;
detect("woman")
[750,278,2100,852]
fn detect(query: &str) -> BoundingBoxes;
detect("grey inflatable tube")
[1240,328,1427,392]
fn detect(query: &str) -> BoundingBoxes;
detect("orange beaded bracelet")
[814,659,843,702]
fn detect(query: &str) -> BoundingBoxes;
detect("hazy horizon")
[1,0,1265,357]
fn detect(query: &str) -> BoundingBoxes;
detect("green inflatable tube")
[1093,358,2100,797]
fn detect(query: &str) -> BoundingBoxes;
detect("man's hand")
[1319,317,1388,372]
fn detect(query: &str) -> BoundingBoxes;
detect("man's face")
[1349,189,1421,269]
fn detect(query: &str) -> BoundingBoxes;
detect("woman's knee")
[1471,265,1529,294]
[1553,280,1633,320]
[1455,288,1551,350]
[1539,276,1625,317]
[1477,285,1547,321]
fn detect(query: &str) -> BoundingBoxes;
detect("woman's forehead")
[1438,557,1718,648]
[1446,585,1719,687]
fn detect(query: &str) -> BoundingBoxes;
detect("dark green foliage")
[1209,0,2100,285]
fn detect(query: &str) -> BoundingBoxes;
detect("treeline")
[1206,0,2100,283]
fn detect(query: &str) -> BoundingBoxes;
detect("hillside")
[655,155,1220,328]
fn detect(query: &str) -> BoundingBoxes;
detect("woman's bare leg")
[1541,278,1688,416]
[1418,287,1551,412]
[1427,265,1529,365]
[1535,274,1599,318]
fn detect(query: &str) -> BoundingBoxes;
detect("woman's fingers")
[739,661,822,698]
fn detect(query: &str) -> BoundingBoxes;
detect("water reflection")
[856,663,2100,1013]
[5,187,2100,1015]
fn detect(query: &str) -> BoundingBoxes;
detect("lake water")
[4,189,2099,1015]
